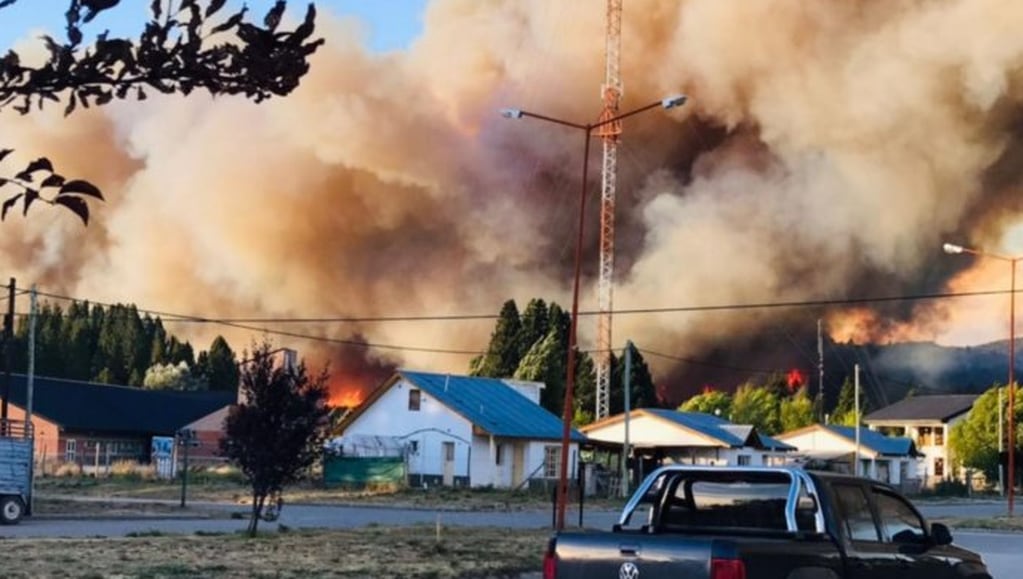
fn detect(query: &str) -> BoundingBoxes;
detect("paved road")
[1,500,1017,577]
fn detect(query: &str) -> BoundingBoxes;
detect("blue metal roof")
[398,370,586,442]
[641,409,748,447]
[758,434,797,452]
[824,425,916,456]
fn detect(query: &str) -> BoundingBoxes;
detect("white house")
[776,424,920,490]
[863,394,978,488]
[337,370,585,489]
[582,409,796,469]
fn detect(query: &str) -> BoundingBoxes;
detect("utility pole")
[817,319,824,423]
[854,363,861,477]
[999,386,1005,497]
[1,277,14,432]
[26,285,36,516]
[621,340,632,498]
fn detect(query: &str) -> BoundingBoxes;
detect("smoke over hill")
[3,1,1023,403]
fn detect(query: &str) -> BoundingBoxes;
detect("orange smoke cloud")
[2,1,1023,396]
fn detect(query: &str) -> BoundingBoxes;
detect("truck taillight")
[542,550,556,579]
[711,558,746,579]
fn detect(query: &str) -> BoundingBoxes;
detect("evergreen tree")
[201,336,241,392]
[514,328,566,415]
[571,350,597,425]
[516,298,549,360]
[831,376,870,426]
[470,299,523,378]
[609,343,659,415]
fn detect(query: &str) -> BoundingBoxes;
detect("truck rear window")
[651,472,812,532]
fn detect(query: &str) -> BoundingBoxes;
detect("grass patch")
[0,527,550,578]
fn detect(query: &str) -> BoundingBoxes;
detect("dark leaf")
[0,0,18,9]
[0,149,12,164]
[64,93,77,116]
[24,158,54,174]
[150,0,162,21]
[21,189,38,215]
[53,195,90,225]
[211,7,247,35]
[41,174,66,188]
[68,25,83,46]
[206,0,228,18]
[83,0,121,23]
[293,4,316,42]
[1,194,22,220]
[59,179,104,200]
[264,0,285,31]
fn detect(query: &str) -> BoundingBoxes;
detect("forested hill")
[7,302,239,392]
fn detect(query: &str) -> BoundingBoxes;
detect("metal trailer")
[0,419,33,524]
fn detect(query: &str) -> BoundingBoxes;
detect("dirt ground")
[0,526,550,578]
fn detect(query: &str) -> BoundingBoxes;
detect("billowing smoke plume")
[3,1,1023,403]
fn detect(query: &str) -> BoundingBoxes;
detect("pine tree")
[514,328,566,415]
[202,336,241,392]
[609,343,659,415]
[516,298,549,360]
[470,300,523,378]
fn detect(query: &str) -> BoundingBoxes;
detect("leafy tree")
[198,335,240,391]
[143,361,206,391]
[220,341,330,536]
[470,299,522,378]
[951,384,1022,480]
[0,0,322,224]
[731,383,781,434]
[779,387,816,432]
[678,389,732,418]
[570,350,597,424]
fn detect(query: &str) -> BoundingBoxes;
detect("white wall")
[344,378,474,482]
[502,379,544,405]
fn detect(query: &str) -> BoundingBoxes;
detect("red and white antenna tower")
[594,0,623,420]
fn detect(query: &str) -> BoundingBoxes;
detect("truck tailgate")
[553,531,712,579]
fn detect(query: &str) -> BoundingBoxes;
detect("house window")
[737,455,751,466]
[495,444,504,466]
[409,440,419,454]
[65,439,77,462]
[934,427,944,447]
[408,388,421,411]
[917,427,932,447]
[543,445,561,478]
[934,457,945,478]
[443,441,455,462]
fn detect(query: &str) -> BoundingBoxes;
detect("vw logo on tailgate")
[619,561,639,579]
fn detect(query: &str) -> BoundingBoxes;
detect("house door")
[442,442,455,486]
[512,443,525,487]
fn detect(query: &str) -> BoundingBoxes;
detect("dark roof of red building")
[4,373,234,436]
[863,394,979,423]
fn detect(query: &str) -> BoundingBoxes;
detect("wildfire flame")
[786,368,806,391]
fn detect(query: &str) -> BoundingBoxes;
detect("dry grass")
[35,476,627,512]
[0,526,549,578]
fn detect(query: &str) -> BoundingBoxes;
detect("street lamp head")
[943,243,965,255]
[499,108,523,119]
[661,95,687,109]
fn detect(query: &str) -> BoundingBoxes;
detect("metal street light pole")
[944,242,1018,516]
[502,95,686,529]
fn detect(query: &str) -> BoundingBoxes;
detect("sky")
[0,0,427,53]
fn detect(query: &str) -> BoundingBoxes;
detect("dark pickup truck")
[543,466,990,579]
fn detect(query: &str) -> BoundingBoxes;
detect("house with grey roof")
[863,394,979,487]
[337,370,585,489]
[4,373,234,471]
[581,409,797,484]
[776,424,921,491]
